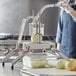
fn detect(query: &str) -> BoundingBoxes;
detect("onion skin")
[55,59,65,69]
[65,59,76,71]
[31,59,48,68]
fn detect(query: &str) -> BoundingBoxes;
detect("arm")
[60,3,76,22]
[56,11,63,51]
[65,6,76,20]
[69,9,76,21]
[57,43,61,51]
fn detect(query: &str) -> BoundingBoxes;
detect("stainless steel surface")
[0,63,75,76]
[21,68,76,76]
[21,69,39,76]
[0,63,22,76]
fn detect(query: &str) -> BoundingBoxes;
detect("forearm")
[59,1,76,20]
[61,5,76,20]
[70,10,76,19]
[57,43,61,51]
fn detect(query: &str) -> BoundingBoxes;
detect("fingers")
[58,0,68,8]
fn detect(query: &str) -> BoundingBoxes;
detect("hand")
[59,0,69,10]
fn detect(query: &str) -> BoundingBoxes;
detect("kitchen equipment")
[2,0,68,69]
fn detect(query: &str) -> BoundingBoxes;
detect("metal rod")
[38,10,41,43]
